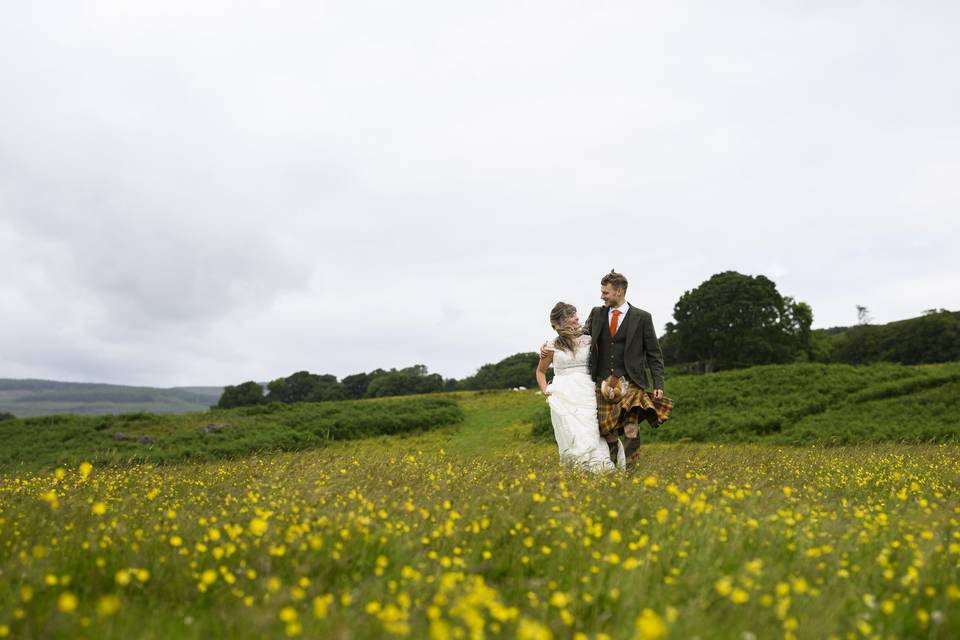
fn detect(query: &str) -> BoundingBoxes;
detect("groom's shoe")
[624,437,641,469]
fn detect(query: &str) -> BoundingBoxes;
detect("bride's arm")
[536,351,554,396]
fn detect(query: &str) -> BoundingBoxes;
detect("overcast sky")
[1,1,957,387]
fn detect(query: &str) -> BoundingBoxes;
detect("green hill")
[5,361,960,475]
[533,361,960,445]
[0,379,224,417]
[812,309,959,364]
[0,395,464,474]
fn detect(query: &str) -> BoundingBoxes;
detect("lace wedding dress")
[546,335,625,472]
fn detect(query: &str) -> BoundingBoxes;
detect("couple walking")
[536,270,673,472]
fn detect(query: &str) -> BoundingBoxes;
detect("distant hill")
[0,379,224,418]
[812,309,959,365]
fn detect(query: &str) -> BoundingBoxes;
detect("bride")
[536,302,625,472]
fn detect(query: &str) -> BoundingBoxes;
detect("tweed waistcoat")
[596,318,628,378]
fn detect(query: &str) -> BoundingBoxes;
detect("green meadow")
[1,363,958,639]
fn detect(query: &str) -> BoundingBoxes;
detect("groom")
[546,270,671,468]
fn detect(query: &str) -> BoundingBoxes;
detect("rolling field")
[1,391,959,639]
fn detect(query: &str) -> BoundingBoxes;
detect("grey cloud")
[1,1,958,385]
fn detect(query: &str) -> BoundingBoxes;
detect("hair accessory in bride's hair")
[600,375,628,402]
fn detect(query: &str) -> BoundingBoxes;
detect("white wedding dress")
[545,335,625,472]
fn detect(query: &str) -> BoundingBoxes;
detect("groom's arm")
[583,307,598,335]
[642,313,666,392]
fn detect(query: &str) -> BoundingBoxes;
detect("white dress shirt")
[607,302,630,334]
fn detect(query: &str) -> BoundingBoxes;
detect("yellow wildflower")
[634,608,667,640]
[249,518,269,536]
[96,595,120,617]
[57,592,78,613]
[715,576,733,596]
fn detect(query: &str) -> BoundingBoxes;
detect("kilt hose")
[596,380,674,466]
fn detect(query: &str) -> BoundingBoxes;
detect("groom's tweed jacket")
[584,303,665,390]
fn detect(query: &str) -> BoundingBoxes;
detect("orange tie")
[610,309,621,337]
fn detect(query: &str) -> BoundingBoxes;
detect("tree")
[459,352,539,390]
[341,370,385,400]
[0,412,15,422]
[364,365,444,398]
[663,271,813,371]
[856,305,872,325]
[266,371,345,404]
[217,381,265,409]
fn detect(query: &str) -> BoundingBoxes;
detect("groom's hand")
[653,388,664,400]
[539,342,550,359]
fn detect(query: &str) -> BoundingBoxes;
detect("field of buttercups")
[1,392,959,639]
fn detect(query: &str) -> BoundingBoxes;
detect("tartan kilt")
[596,379,674,437]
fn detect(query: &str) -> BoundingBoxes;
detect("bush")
[460,353,539,390]
[0,396,464,474]
[637,362,960,445]
[530,405,555,442]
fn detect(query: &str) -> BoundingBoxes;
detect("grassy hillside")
[815,309,960,365]
[1,390,957,639]
[534,361,960,445]
[0,396,465,474]
[5,361,960,477]
[0,379,223,417]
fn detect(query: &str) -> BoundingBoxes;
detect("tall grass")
[533,362,960,445]
[0,396,463,474]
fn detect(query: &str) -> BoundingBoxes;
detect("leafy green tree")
[217,381,264,409]
[341,370,385,400]
[267,371,345,404]
[663,271,813,371]
[0,411,16,422]
[459,352,539,390]
[364,365,444,398]
[306,374,347,402]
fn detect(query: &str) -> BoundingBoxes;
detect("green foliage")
[664,271,813,371]
[364,365,444,398]
[642,361,960,445]
[459,352,539,390]
[0,412,15,422]
[531,361,960,446]
[217,381,265,409]
[830,310,960,365]
[341,370,384,399]
[1,397,957,639]
[267,371,346,403]
[0,396,463,474]
[222,365,449,407]
[530,404,555,442]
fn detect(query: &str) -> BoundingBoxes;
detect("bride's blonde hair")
[550,302,580,354]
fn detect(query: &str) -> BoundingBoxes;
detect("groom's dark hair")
[601,270,628,291]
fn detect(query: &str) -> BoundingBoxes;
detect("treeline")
[810,309,960,365]
[218,355,540,409]
[219,271,957,409]
[660,272,957,372]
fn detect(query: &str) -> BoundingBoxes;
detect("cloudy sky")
[1,1,957,387]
